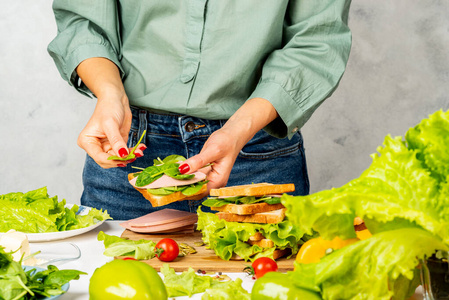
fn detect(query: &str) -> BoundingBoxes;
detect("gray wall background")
[1,1,448,205]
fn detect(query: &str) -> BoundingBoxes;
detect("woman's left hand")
[179,98,279,190]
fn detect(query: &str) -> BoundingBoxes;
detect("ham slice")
[129,172,207,190]
[127,209,198,227]
[119,209,198,234]
[120,219,196,233]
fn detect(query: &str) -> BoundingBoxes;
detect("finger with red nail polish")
[179,163,190,174]
[118,148,129,158]
[117,163,126,167]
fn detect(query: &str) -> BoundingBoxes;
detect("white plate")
[23,266,69,299]
[1,205,106,242]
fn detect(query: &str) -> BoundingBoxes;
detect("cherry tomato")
[155,238,179,262]
[251,257,278,279]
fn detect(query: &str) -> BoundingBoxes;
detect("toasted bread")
[211,202,284,215]
[210,183,295,197]
[249,232,265,241]
[248,238,275,248]
[128,173,207,207]
[217,208,286,224]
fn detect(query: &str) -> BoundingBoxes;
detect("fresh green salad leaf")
[160,264,250,299]
[202,278,250,300]
[0,187,111,233]
[135,165,166,187]
[135,155,196,187]
[147,180,208,196]
[197,207,304,261]
[107,130,147,161]
[280,109,449,299]
[406,110,449,181]
[0,247,86,300]
[289,228,445,300]
[97,231,156,260]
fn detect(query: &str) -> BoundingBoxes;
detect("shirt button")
[185,121,196,132]
[291,127,298,133]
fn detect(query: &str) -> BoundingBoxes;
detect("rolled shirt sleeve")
[47,0,123,97]
[249,0,352,139]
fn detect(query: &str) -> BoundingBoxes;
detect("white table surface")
[31,220,255,300]
[30,220,424,300]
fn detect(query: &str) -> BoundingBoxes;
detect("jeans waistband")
[130,106,227,143]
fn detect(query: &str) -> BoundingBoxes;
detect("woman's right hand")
[75,57,146,168]
[78,91,144,168]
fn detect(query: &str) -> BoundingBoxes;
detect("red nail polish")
[118,164,126,167]
[119,148,128,158]
[135,153,143,158]
[139,145,147,151]
[179,164,190,174]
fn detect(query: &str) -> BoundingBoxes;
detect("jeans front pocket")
[239,130,302,160]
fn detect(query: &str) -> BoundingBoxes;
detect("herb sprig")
[107,130,147,161]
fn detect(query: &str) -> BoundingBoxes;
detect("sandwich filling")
[129,155,208,196]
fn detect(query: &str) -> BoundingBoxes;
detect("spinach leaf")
[181,181,207,196]
[263,197,282,205]
[162,155,186,164]
[201,198,229,207]
[147,186,182,196]
[135,165,164,187]
[238,196,261,204]
[163,165,195,180]
[0,248,85,300]
[107,130,147,161]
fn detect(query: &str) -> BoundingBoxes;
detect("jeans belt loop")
[138,109,148,145]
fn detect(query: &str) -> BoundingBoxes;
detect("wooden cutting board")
[120,229,296,272]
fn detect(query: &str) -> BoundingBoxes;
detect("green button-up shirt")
[48,0,352,138]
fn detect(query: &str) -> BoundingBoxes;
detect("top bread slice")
[128,172,207,207]
[210,183,295,197]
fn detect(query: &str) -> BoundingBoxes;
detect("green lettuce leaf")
[97,231,156,260]
[289,228,446,300]
[406,109,449,181]
[197,207,304,261]
[281,110,449,300]
[0,187,111,233]
[161,264,220,297]
[282,134,449,243]
[202,278,250,300]
[160,264,250,299]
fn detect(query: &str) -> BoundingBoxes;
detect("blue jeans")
[81,107,309,220]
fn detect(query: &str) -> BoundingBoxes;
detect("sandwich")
[128,155,208,207]
[197,183,304,261]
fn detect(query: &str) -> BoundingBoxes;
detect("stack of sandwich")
[197,183,304,261]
